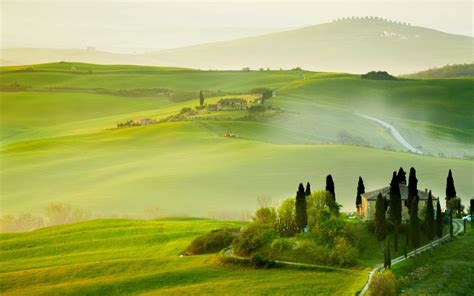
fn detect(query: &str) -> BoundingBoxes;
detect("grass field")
[392,226,474,295]
[1,62,472,216]
[2,121,472,216]
[0,218,368,295]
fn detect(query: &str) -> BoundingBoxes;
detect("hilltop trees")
[199,90,205,106]
[389,171,402,252]
[295,183,308,232]
[326,175,336,201]
[375,193,388,243]
[397,167,406,184]
[436,200,443,238]
[407,167,418,213]
[425,190,435,241]
[409,196,420,251]
[356,177,365,212]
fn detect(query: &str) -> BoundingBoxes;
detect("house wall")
[361,198,438,221]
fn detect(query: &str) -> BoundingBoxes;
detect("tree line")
[371,167,461,268]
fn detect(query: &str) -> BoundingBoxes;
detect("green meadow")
[1,62,473,216]
[0,218,368,295]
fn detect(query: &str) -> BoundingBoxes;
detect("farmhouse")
[207,104,218,111]
[217,98,247,111]
[358,184,439,221]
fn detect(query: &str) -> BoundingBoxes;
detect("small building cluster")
[207,97,262,112]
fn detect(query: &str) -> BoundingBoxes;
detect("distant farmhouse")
[358,184,439,221]
[132,117,156,126]
[217,98,248,111]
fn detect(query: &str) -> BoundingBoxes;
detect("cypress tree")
[425,190,435,241]
[409,195,420,250]
[375,193,387,243]
[295,183,307,232]
[199,90,205,106]
[445,169,456,201]
[326,175,336,201]
[386,242,391,268]
[305,182,311,196]
[407,167,418,213]
[445,169,457,213]
[435,200,443,238]
[397,167,407,184]
[356,176,365,211]
[389,171,402,252]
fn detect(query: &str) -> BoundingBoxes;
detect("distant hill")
[0,18,473,74]
[402,63,474,78]
[2,17,471,74]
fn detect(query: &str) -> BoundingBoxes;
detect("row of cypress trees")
[295,175,336,232]
[374,167,454,268]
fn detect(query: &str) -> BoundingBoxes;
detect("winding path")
[356,113,422,154]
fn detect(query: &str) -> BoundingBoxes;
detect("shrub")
[368,270,400,296]
[233,223,277,257]
[270,237,293,253]
[250,252,275,268]
[293,239,329,263]
[186,227,240,255]
[329,236,359,266]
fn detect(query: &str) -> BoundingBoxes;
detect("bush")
[250,252,275,268]
[233,223,277,257]
[270,237,294,253]
[368,270,400,296]
[186,227,240,255]
[328,236,359,266]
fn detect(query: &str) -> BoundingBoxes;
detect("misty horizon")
[1,1,472,54]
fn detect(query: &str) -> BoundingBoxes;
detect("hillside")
[1,62,473,217]
[0,218,367,295]
[402,63,474,78]
[2,18,473,74]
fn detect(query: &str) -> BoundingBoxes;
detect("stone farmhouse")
[217,98,248,111]
[358,184,439,221]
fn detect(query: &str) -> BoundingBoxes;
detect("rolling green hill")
[2,18,473,74]
[0,218,368,295]
[0,62,472,217]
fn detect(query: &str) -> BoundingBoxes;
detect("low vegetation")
[185,227,240,255]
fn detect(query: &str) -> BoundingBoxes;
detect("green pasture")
[0,218,367,295]
[1,121,472,216]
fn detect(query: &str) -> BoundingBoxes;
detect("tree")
[445,169,457,212]
[407,167,418,213]
[375,193,388,243]
[435,200,443,238]
[397,167,406,184]
[305,182,311,196]
[277,198,296,236]
[409,196,420,250]
[295,183,307,232]
[425,190,435,241]
[384,241,391,268]
[326,174,336,201]
[445,169,456,201]
[388,171,402,252]
[356,176,365,211]
[199,90,205,106]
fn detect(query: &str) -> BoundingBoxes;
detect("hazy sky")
[1,0,472,53]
